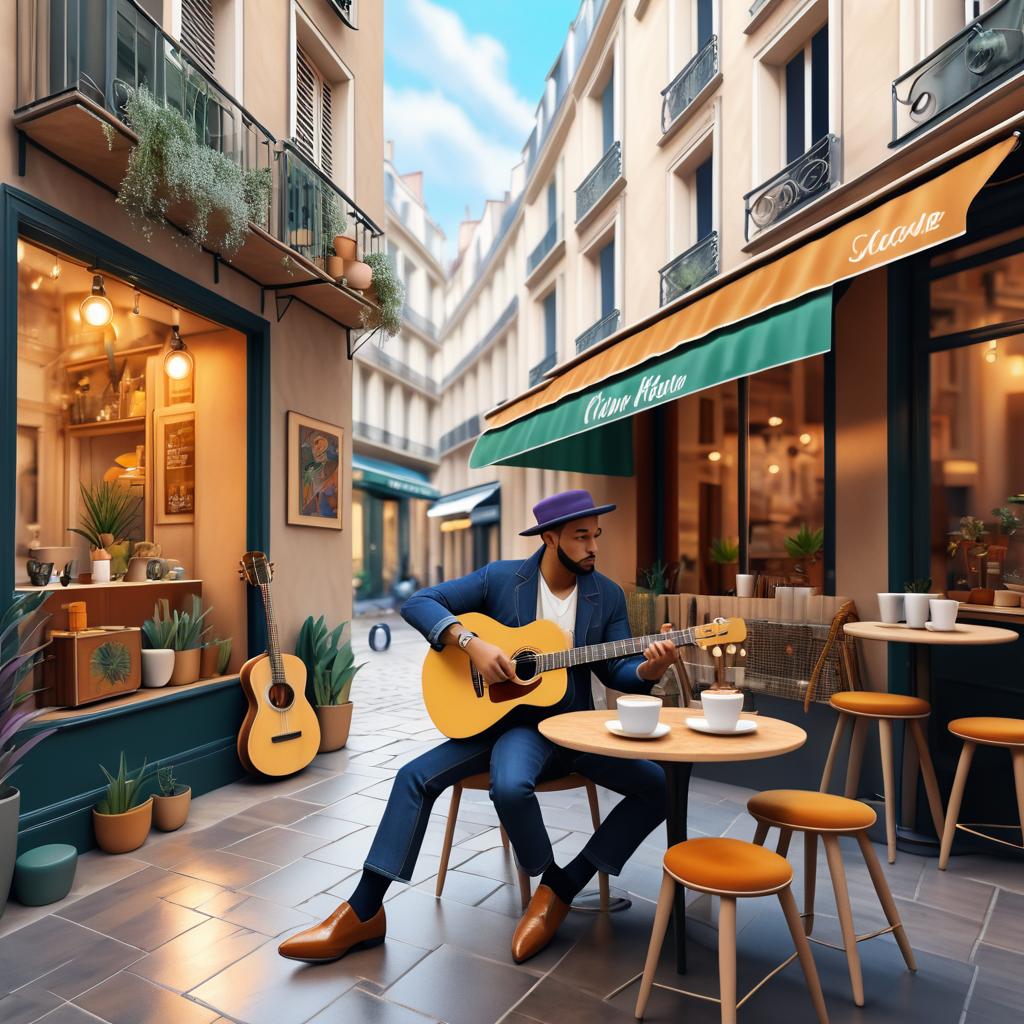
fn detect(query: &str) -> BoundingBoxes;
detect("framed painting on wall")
[287,411,343,529]
[155,405,196,524]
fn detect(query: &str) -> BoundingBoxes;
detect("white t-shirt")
[537,572,578,643]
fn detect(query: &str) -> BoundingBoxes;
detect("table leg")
[900,646,931,831]
[664,760,693,975]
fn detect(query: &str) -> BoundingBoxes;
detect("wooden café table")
[539,706,806,974]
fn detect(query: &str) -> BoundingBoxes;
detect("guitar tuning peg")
[726,644,737,655]
[740,648,747,658]
[712,645,722,658]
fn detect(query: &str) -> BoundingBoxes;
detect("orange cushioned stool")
[748,790,915,1008]
[633,837,828,1024]
[938,717,1024,870]
[821,689,945,864]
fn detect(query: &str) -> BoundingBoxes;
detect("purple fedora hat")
[520,489,616,536]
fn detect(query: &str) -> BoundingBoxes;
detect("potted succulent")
[152,764,191,832]
[709,537,740,595]
[785,524,825,590]
[93,753,152,854]
[903,578,940,628]
[144,597,211,686]
[68,481,140,582]
[0,593,57,917]
[296,616,364,752]
[200,637,232,679]
[361,251,405,335]
[140,603,176,688]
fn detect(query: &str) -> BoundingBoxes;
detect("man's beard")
[557,543,595,575]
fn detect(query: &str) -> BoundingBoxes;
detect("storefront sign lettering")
[848,210,945,264]
[584,372,688,425]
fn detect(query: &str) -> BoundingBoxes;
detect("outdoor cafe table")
[539,706,806,975]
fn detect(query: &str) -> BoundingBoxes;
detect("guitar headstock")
[693,617,747,649]
[239,551,274,586]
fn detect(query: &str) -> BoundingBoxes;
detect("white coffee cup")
[904,592,939,629]
[928,598,958,631]
[877,593,904,624]
[616,695,662,736]
[736,574,755,598]
[701,691,745,732]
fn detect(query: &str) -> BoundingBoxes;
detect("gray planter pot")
[0,786,21,918]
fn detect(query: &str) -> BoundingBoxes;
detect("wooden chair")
[435,771,610,910]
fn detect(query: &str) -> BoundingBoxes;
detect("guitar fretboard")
[534,627,700,673]
[258,582,286,685]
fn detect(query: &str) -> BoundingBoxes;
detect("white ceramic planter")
[0,787,19,918]
[141,649,175,688]
[904,593,941,629]
[90,559,111,583]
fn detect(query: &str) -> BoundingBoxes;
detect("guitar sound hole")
[268,682,294,710]
[514,652,537,681]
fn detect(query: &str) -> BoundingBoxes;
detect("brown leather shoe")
[278,901,386,964]
[511,884,569,964]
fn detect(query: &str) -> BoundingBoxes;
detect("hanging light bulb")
[49,258,61,280]
[768,463,781,475]
[163,326,193,380]
[29,276,43,291]
[768,415,784,427]
[707,450,722,462]
[132,290,141,315]
[80,273,113,327]
[799,432,812,445]
[984,340,998,364]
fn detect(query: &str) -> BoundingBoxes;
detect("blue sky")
[384,0,580,256]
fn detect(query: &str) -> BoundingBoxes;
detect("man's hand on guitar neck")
[443,624,515,684]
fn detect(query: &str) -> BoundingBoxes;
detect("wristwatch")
[457,630,478,651]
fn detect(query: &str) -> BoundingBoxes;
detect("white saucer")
[685,718,758,736]
[605,720,671,740]
[924,621,959,632]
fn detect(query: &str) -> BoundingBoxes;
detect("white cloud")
[390,0,535,137]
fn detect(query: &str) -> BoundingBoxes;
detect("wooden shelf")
[65,417,146,437]
[957,602,1024,624]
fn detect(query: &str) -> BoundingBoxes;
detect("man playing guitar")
[279,490,676,965]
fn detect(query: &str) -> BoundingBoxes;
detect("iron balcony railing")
[749,0,771,15]
[439,415,481,454]
[277,140,383,267]
[527,219,562,276]
[575,310,620,354]
[443,297,519,388]
[744,134,840,240]
[359,345,438,396]
[354,421,438,461]
[662,36,719,133]
[329,0,356,27]
[16,0,276,225]
[659,232,720,306]
[528,351,557,388]
[401,303,438,341]
[891,0,1024,143]
[576,141,622,223]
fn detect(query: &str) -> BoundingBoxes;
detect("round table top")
[844,621,1018,646]
[539,707,806,763]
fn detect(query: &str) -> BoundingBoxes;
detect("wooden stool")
[820,691,944,863]
[435,771,609,910]
[939,717,1024,869]
[748,790,915,1007]
[633,837,828,1024]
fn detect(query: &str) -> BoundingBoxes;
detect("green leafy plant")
[296,616,364,707]
[207,637,233,675]
[785,524,825,561]
[904,578,934,593]
[637,560,670,596]
[0,593,56,790]
[361,251,405,336]
[709,538,740,565]
[141,600,177,650]
[992,506,1022,536]
[156,764,183,798]
[96,753,150,815]
[324,194,348,245]
[116,87,268,253]
[141,597,210,652]
[958,515,986,543]
[68,481,141,551]
[90,642,132,686]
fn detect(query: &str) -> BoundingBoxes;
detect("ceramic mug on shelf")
[736,574,755,598]
[877,593,904,624]
[616,695,662,736]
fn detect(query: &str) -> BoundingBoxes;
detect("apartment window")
[543,290,558,358]
[601,73,615,152]
[695,156,713,240]
[598,239,615,318]
[784,25,828,163]
[547,180,558,228]
[296,46,334,174]
[697,0,714,47]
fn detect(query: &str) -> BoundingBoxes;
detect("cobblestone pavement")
[0,614,1021,1023]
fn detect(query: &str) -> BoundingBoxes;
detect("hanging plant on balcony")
[114,87,271,254]
[361,251,405,337]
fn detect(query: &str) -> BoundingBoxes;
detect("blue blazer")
[402,547,650,717]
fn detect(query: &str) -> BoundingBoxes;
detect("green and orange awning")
[470,135,1016,475]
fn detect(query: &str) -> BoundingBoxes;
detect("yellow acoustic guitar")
[237,551,321,777]
[422,612,747,739]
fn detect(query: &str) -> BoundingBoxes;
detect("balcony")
[442,297,519,389]
[892,0,1024,144]
[329,0,356,28]
[744,134,841,240]
[575,141,623,226]
[14,0,382,336]
[439,415,481,455]
[401,303,439,341]
[354,421,438,464]
[527,219,562,278]
[358,345,438,396]
[661,36,719,136]
[528,352,557,388]
[575,310,620,354]
[660,232,719,306]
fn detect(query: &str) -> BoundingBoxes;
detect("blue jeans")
[364,725,666,880]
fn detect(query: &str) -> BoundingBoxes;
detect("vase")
[92,798,152,854]
[316,702,354,752]
[141,649,174,688]
[199,644,221,679]
[344,259,372,291]
[334,235,357,261]
[326,255,344,280]
[153,787,191,832]
[0,787,20,917]
[90,559,111,583]
[169,648,200,686]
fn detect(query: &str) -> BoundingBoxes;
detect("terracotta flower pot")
[326,255,344,280]
[333,235,357,261]
[199,644,220,679]
[93,798,152,854]
[153,787,191,832]
[316,701,353,752]
[169,648,200,686]
[0,787,20,917]
[344,259,372,291]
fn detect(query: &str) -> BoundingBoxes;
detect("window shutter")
[320,78,334,176]
[181,0,216,77]
[296,46,318,163]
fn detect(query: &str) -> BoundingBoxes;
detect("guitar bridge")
[271,731,302,743]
